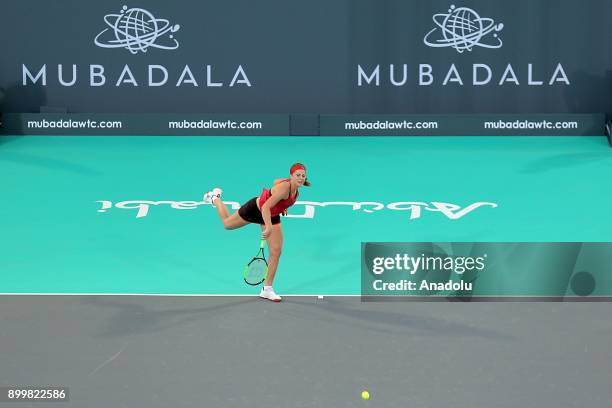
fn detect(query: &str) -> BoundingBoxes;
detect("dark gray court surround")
[0,296,610,407]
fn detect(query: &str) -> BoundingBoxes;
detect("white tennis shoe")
[203,187,223,204]
[260,287,282,302]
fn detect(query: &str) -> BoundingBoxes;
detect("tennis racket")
[243,239,268,286]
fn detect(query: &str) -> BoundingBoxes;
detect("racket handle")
[259,239,266,249]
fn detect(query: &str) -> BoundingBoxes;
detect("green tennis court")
[2,135,610,295]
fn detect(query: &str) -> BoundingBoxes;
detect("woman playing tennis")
[203,163,310,302]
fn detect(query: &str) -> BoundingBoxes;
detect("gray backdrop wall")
[1,0,611,114]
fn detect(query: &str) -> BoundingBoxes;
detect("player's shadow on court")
[0,135,21,145]
[520,151,612,174]
[0,152,102,176]
[0,151,102,175]
[283,298,513,341]
[80,296,259,338]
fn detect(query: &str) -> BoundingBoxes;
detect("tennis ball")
[361,390,370,400]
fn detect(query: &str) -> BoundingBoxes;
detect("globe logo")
[424,5,503,53]
[95,6,180,54]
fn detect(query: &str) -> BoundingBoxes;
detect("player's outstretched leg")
[204,188,249,230]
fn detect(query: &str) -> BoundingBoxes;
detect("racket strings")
[245,258,267,283]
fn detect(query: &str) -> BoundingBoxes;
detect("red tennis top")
[259,179,299,217]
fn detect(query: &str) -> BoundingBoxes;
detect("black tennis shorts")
[238,197,281,225]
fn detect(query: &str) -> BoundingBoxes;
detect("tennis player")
[204,163,310,302]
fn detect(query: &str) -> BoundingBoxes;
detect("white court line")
[0,293,359,297]
[2,293,602,300]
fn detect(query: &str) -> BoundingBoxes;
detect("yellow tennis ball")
[361,390,370,400]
